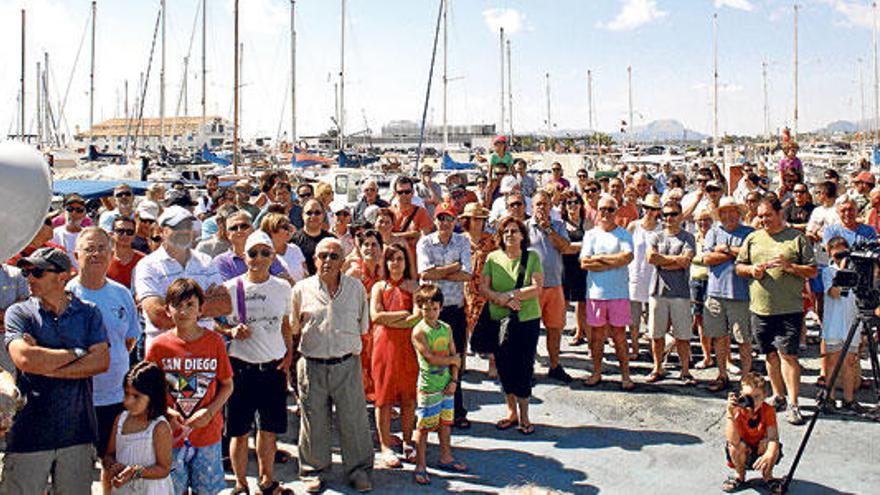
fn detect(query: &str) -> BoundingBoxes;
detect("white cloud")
[714,0,754,12]
[482,8,527,35]
[826,1,874,29]
[599,0,668,31]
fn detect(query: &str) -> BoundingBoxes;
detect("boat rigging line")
[414,0,445,170]
[127,7,163,156]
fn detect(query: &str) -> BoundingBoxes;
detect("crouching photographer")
[723,373,783,493]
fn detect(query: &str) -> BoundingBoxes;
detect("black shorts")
[225,357,288,437]
[725,441,784,470]
[752,312,802,356]
[95,402,125,458]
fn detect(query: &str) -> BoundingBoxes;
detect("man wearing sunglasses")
[98,184,136,233]
[134,206,231,346]
[212,211,287,282]
[107,217,145,289]
[291,238,374,493]
[219,231,293,495]
[52,194,89,271]
[3,247,109,494]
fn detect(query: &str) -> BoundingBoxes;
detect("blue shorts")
[809,265,826,294]
[171,440,225,495]
[690,278,708,316]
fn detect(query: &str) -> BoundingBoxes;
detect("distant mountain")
[815,120,858,135]
[612,119,707,142]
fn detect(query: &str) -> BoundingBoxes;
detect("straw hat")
[715,196,746,216]
[640,194,662,210]
[459,202,489,219]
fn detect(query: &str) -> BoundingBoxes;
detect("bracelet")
[133,465,144,479]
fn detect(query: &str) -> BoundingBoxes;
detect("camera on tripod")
[830,240,880,309]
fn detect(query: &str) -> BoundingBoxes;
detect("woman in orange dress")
[345,229,384,402]
[461,203,498,378]
[370,243,420,468]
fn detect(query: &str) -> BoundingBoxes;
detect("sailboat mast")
[20,9,25,141]
[202,0,207,132]
[545,72,551,135]
[791,0,798,139]
[36,61,42,146]
[442,0,448,152]
[627,65,633,143]
[874,1,879,145]
[90,1,96,135]
[160,0,166,146]
[762,60,769,139]
[587,69,593,131]
[713,12,718,157]
[499,27,505,137]
[339,0,346,151]
[291,0,297,148]
[507,39,513,137]
[233,0,239,172]
[860,58,865,141]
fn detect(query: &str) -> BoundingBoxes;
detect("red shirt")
[106,250,145,289]
[7,241,66,266]
[615,203,639,229]
[735,402,777,447]
[145,329,232,448]
[391,204,432,235]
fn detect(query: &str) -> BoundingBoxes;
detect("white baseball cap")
[244,230,274,253]
[157,205,195,228]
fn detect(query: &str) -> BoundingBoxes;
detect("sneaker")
[548,365,573,383]
[786,403,806,425]
[840,400,870,416]
[350,471,373,493]
[769,395,787,412]
[817,399,837,415]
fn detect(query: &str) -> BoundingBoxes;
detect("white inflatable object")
[0,143,52,262]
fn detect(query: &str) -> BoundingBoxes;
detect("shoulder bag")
[469,250,529,354]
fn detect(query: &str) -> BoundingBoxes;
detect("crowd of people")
[0,135,876,494]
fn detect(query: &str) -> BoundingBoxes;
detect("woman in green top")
[480,216,544,435]
[691,208,713,370]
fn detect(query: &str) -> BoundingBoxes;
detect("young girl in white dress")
[104,361,174,494]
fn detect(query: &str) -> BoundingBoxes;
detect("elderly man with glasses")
[291,238,374,493]
[353,179,389,225]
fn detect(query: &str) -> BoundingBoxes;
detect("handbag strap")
[514,250,529,289]
[236,278,247,323]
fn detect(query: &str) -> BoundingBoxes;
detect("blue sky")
[0,0,876,140]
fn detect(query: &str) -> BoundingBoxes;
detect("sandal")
[453,417,471,429]
[517,423,536,435]
[495,417,517,430]
[680,374,698,386]
[437,459,469,472]
[259,481,294,495]
[646,370,667,383]
[401,443,417,464]
[707,376,730,392]
[583,374,603,387]
[620,378,635,391]
[274,449,292,464]
[695,359,714,370]
[570,337,587,346]
[816,375,827,388]
[413,470,431,485]
[721,476,745,493]
[379,450,402,469]
[232,487,250,495]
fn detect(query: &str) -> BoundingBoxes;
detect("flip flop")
[583,374,603,387]
[695,360,714,370]
[721,476,745,493]
[437,459,469,472]
[620,379,635,391]
[413,470,431,485]
[517,423,535,435]
[680,374,698,386]
[274,449,291,464]
[259,481,294,495]
[707,376,730,392]
[495,417,517,430]
[646,371,667,383]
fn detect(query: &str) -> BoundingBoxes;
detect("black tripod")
[780,307,880,493]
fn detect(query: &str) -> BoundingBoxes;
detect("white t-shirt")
[224,275,292,363]
[806,205,841,265]
[277,243,308,282]
[52,227,81,270]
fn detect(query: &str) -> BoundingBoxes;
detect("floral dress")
[464,232,498,332]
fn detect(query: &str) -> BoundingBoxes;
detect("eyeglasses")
[599,207,616,213]
[113,228,135,236]
[396,189,413,195]
[697,218,714,223]
[507,201,524,208]
[66,206,85,213]
[662,211,680,218]
[227,223,251,232]
[363,187,378,192]
[247,248,273,258]
[278,224,294,232]
[793,189,808,194]
[140,218,156,224]
[150,235,163,242]
[80,245,108,255]
[114,191,132,198]
[305,210,323,217]
[21,266,62,278]
[577,174,588,179]
[552,168,562,173]
[316,252,340,261]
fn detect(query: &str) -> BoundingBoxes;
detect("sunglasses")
[115,191,133,198]
[278,224,294,232]
[599,207,616,213]
[507,201,524,208]
[644,206,661,212]
[585,188,599,194]
[437,215,455,223]
[565,200,580,206]
[793,189,808,194]
[22,266,62,278]
[140,218,156,224]
[662,211,680,218]
[298,192,313,198]
[66,206,85,213]
[335,211,351,217]
[305,210,323,217]
[150,235,163,242]
[363,187,378,192]
[227,223,251,232]
[396,189,413,195]
[552,168,562,172]
[247,248,273,258]
[317,252,340,261]
[114,228,135,236]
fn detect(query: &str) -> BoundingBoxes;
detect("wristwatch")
[72,347,86,359]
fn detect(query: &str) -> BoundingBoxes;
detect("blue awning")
[53,180,152,200]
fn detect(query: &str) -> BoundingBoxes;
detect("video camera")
[831,240,880,309]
